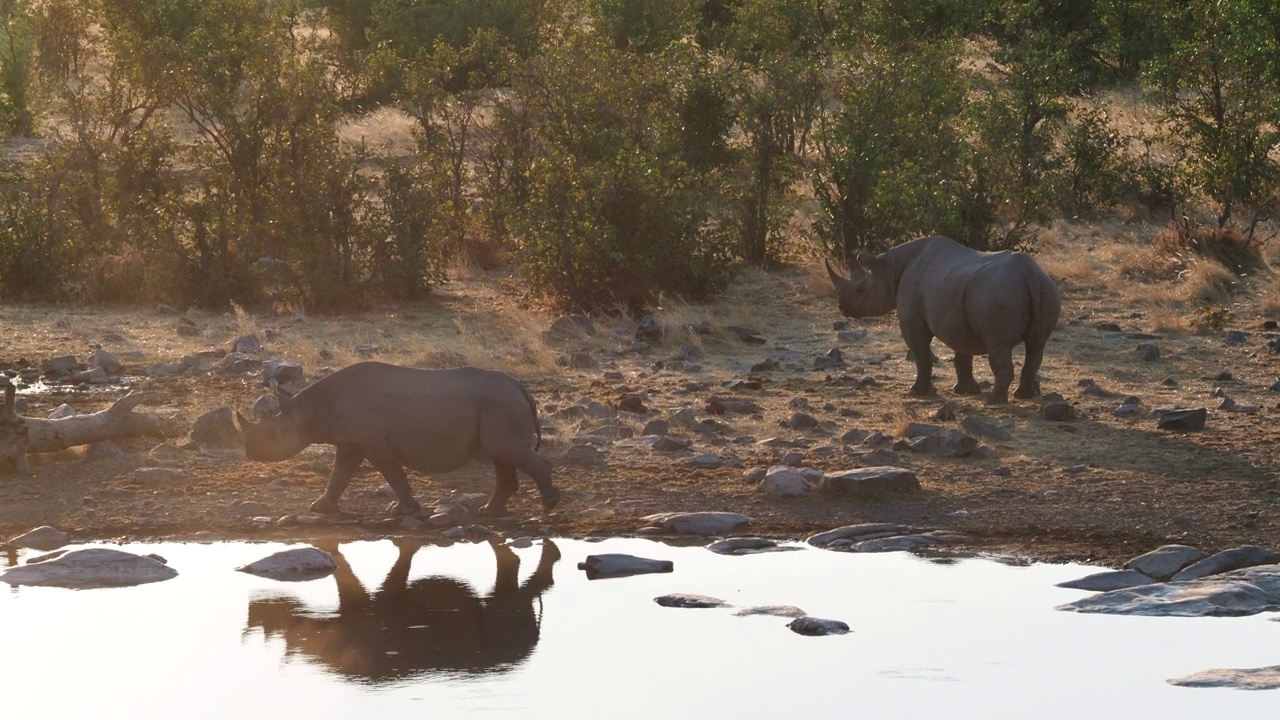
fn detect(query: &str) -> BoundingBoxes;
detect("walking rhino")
[236,361,559,517]
[827,235,1061,404]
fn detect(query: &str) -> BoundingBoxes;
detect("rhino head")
[826,253,894,318]
[236,388,311,462]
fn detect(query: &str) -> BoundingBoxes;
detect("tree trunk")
[0,387,179,474]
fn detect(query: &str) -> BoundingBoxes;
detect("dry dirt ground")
[2,221,1279,567]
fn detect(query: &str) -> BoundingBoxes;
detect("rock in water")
[1169,666,1280,690]
[236,547,337,581]
[787,616,851,636]
[0,548,178,589]
[654,593,729,608]
[577,553,674,579]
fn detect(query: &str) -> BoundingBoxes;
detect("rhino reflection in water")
[245,539,560,681]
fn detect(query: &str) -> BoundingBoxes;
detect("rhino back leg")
[952,354,982,395]
[310,444,365,514]
[364,445,422,516]
[478,460,520,516]
[985,346,1015,404]
[1014,339,1046,399]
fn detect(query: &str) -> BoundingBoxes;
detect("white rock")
[735,605,807,618]
[641,511,752,535]
[1169,665,1280,690]
[8,525,70,551]
[236,547,337,581]
[758,466,809,496]
[1125,544,1206,581]
[0,548,177,589]
[654,593,729,608]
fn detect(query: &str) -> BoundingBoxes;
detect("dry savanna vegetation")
[2,1,1280,565]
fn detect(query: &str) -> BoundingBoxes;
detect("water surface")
[0,538,1275,718]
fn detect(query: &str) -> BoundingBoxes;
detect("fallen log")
[0,384,179,474]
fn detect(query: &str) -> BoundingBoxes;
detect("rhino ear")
[234,410,254,431]
[856,251,878,269]
[273,387,296,414]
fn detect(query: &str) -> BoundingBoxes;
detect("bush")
[1152,221,1264,276]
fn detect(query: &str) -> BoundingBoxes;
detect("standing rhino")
[827,235,1061,404]
[236,361,559,516]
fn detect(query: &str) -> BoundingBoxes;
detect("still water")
[0,538,1276,719]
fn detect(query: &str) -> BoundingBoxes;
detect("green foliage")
[1144,0,1280,231]
[587,0,696,54]
[1059,103,1137,214]
[812,41,973,258]
[503,32,735,312]
[0,1,34,135]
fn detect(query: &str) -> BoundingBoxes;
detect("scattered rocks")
[654,593,730,608]
[1058,563,1280,617]
[235,547,338,581]
[190,407,243,448]
[1042,401,1076,421]
[820,467,921,498]
[640,511,752,535]
[262,360,304,385]
[577,553,674,579]
[1134,343,1160,361]
[8,525,70,551]
[787,616,850,636]
[1156,407,1207,432]
[1125,544,1207,581]
[734,605,808,618]
[1055,569,1157,592]
[1169,666,1280,691]
[0,548,178,589]
[1170,545,1280,582]
[758,466,810,496]
[806,523,914,548]
[706,537,794,555]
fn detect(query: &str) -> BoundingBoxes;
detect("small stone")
[1135,343,1160,361]
[577,553,674,579]
[1157,407,1207,432]
[236,547,337,581]
[787,616,850,636]
[654,593,729,608]
[8,526,71,551]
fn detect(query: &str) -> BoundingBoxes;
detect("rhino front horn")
[825,259,847,289]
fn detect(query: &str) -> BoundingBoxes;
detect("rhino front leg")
[952,354,982,395]
[365,448,422,516]
[310,444,365,514]
[986,346,1015,404]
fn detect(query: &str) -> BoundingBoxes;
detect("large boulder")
[1058,563,1280,617]
[8,525,71,551]
[0,548,178,589]
[820,467,921,497]
[235,547,337,581]
[1124,544,1207,581]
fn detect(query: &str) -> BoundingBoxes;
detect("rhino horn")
[825,258,847,289]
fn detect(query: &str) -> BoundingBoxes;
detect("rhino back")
[298,363,537,468]
[900,239,1058,353]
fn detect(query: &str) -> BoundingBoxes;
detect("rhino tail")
[520,382,542,450]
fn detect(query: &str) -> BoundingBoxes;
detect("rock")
[1135,343,1160,361]
[837,329,867,343]
[41,355,81,375]
[1156,407,1207,432]
[0,548,177,589]
[1170,546,1280,581]
[787,616,850,636]
[236,547,338,581]
[758,466,809,496]
[686,453,722,469]
[89,349,123,375]
[1225,330,1248,345]
[135,467,181,484]
[85,440,125,462]
[641,511,752,535]
[577,553,674,579]
[1214,369,1234,382]
[72,367,111,384]
[962,412,1008,440]
[806,523,914,548]
[1058,563,1280,617]
[214,352,260,375]
[787,411,819,430]
[904,427,978,458]
[933,402,956,422]
[8,525,71,551]
[635,315,666,343]
[354,342,381,356]
[842,534,955,553]
[262,359,304,385]
[48,403,77,419]
[146,362,184,377]
[251,394,281,419]
[1169,666,1280,690]
[1055,569,1157,592]
[190,406,243,448]
[725,325,766,344]
[735,605,808,618]
[1042,402,1076,421]
[564,351,598,369]
[642,419,670,436]
[820,467,920,498]
[1124,544,1207,581]
[706,537,792,555]
[652,435,693,453]
[176,324,200,337]
[229,334,262,354]
[547,314,597,339]
[654,593,729,608]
